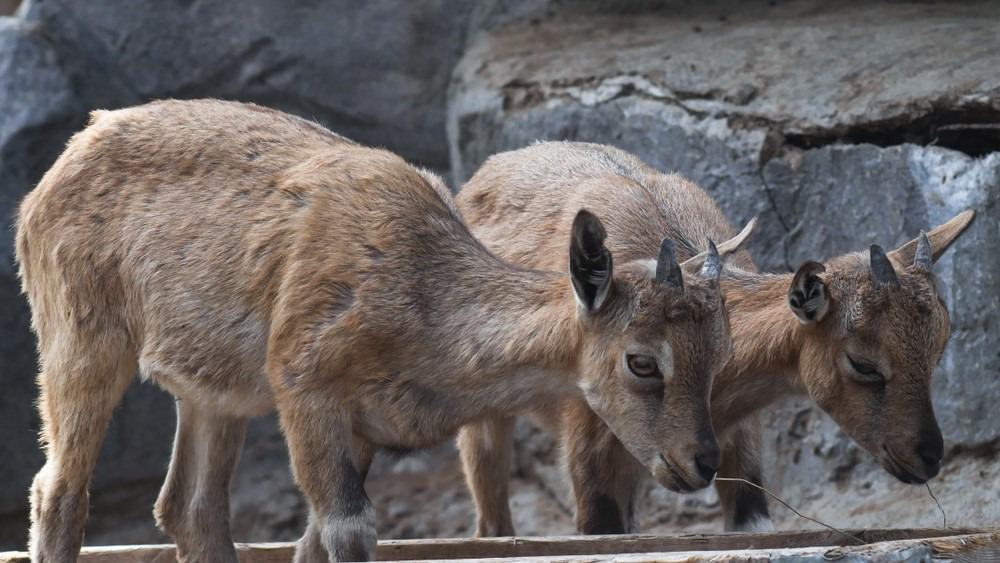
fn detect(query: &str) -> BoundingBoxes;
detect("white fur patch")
[655,341,675,384]
[637,259,658,278]
[321,510,377,561]
[733,515,774,533]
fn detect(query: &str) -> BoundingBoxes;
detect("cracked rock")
[20,0,487,170]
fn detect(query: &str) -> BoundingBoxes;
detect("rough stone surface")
[19,0,483,170]
[448,0,1000,535]
[450,1,1000,177]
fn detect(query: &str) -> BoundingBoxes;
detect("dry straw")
[925,482,948,529]
[714,477,866,545]
[715,477,955,545]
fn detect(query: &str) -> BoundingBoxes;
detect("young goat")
[456,141,975,536]
[16,100,751,562]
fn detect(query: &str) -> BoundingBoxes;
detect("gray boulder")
[20,0,482,170]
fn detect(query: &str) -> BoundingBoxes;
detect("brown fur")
[455,141,973,535]
[17,101,735,562]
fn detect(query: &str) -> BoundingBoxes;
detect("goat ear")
[680,216,757,274]
[889,209,975,267]
[569,210,613,312]
[788,261,829,324]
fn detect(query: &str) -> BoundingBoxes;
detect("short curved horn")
[913,231,932,273]
[870,245,900,288]
[679,216,757,273]
[700,239,721,280]
[656,238,684,289]
[889,209,974,265]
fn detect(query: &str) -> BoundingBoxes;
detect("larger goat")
[456,141,974,535]
[16,101,753,562]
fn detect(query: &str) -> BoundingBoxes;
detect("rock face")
[1,0,998,552]
[449,0,1000,533]
[18,0,484,170]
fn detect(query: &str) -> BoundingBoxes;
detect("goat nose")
[694,440,721,482]
[916,435,944,471]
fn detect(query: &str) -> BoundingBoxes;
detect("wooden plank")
[378,532,1000,562]
[0,528,990,562]
[382,546,878,563]
[0,544,177,563]
[372,528,982,561]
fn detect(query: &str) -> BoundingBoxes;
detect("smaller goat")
[456,141,975,536]
[17,100,753,562]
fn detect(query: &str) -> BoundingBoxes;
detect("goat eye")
[847,355,883,383]
[627,355,661,378]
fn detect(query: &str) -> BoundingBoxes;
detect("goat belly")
[352,376,471,449]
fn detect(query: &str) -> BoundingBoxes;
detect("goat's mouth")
[882,445,932,484]
[656,453,699,493]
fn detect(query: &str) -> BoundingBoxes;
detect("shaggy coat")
[18,101,740,562]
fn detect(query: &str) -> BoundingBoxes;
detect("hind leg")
[715,421,772,532]
[154,398,247,563]
[29,332,136,562]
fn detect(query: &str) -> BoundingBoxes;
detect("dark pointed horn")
[913,231,932,273]
[656,238,684,289]
[700,239,721,280]
[870,245,900,288]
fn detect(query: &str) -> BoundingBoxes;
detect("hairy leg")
[715,420,772,532]
[562,399,644,534]
[457,416,516,537]
[295,436,376,563]
[29,330,135,562]
[278,390,376,563]
[154,398,247,562]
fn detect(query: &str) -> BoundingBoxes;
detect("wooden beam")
[373,528,982,561]
[0,528,992,562]
[375,532,1000,563]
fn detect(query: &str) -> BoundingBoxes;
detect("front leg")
[277,391,376,562]
[715,420,773,532]
[562,399,644,534]
[296,436,377,562]
[457,416,516,537]
[269,280,381,561]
